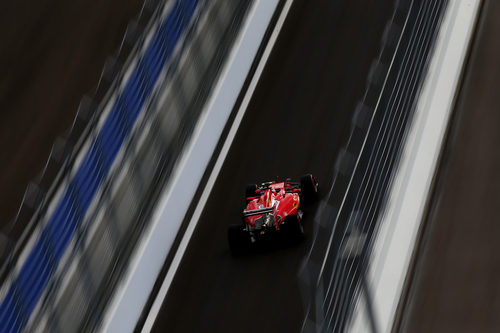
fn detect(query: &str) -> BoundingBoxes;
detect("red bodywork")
[244,181,301,230]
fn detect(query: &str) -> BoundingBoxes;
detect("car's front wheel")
[300,174,318,203]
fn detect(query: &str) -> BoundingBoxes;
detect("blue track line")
[0,0,199,331]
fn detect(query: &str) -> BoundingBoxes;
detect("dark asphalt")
[0,0,144,229]
[399,1,500,332]
[152,0,395,332]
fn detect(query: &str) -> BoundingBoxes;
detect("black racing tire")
[228,224,251,255]
[245,184,258,202]
[300,174,318,203]
[280,214,304,244]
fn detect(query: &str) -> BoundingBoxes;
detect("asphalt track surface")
[399,1,500,332]
[153,1,395,332]
[0,0,144,230]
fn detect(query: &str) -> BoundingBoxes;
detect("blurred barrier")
[299,0,449,331]
[0,0,253,331]
[0,1,201,330]
[352,0,482,330]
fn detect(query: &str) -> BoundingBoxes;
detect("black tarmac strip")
[152,0,394,332]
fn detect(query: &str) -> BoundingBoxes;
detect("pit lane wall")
[298,0,481,332]
[350,1,482,332]
[0,0,263,331]
[299,0,451,331]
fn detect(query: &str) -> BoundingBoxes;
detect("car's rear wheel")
[228,224,251,255]
[280,214,304,244]
[300,174,318,203]
[245,184,258,202]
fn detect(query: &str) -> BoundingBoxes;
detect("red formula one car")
[228,174,318,255]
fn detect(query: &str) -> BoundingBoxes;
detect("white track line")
[140,0,295,331]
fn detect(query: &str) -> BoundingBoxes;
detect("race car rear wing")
[242,207,274,217]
